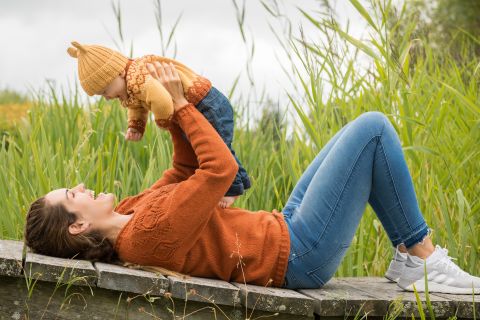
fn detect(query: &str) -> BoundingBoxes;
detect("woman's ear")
[68,220,90,235]
[120,70,126,77]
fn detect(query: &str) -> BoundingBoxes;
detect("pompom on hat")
[67,41,129,96]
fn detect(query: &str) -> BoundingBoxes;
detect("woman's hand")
[146,61,189,112]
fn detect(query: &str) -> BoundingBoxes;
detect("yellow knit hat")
[67,41,129,96]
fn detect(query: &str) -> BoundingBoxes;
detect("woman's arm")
[146,62,238,251]
[148,122,198,189]
[145,60,201,189]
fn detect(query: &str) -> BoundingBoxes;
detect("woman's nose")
[73,183,85,192]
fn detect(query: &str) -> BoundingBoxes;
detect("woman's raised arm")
[147,62,238,254]
[146,62,199,189]
[148,123,199,189]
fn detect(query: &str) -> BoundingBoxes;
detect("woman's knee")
[354,111,389,135]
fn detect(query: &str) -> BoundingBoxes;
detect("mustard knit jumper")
[67,41,211,132]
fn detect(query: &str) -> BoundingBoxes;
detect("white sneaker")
[384,246,407,282]
[397,245,480,294]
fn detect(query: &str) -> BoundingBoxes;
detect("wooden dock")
[0,239,478,319]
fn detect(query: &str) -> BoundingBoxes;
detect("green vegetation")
[0,89,31,133]
[1,0,478,289]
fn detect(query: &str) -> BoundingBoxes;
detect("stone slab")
[169,275,241,307]
[0,240,24,277]
[232,282,314,316]
[95,262,169,296]
[25,252,97,286]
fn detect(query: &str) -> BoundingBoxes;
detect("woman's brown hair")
[24,196,188,279]
[24,197,117,262]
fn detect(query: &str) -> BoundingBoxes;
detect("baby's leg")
[195,87,251,200]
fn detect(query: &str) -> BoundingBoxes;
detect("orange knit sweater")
[114,103,290,287]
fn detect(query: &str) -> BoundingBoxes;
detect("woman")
[25,62,480,294]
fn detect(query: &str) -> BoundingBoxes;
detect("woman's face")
[45,183,116,235]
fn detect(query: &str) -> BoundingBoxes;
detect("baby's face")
[99,71,128,101]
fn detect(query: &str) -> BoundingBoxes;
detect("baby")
[67,41,251,208]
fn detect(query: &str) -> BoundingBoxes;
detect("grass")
[0,0,479,318]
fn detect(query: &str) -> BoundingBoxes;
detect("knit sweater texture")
[114,103,290,287]
[121,55,211,133]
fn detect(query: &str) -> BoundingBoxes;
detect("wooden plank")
[24,252,97,286]
[0,276,303,320]
[95,262,169,296]
[429,292,479,318]
[301,277,480,318]
[335,277,456,318]
[299,278,385,317]
[169,275,241,307]
[0,240,24,277]
[5,243,478,320]
[232,282,314,317]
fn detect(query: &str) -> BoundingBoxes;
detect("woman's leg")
[283,114,407,246]
[281,122,352,218]
[283,111,430,289]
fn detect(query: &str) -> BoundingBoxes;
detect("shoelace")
[435,247,469,277]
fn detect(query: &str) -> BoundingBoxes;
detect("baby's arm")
[126,105,148,141]
[144,75,175,128]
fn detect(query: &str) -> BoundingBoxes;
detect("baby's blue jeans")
[192,87,251,196]
[282,111,430,289]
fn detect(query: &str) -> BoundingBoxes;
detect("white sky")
[0,0,367,118]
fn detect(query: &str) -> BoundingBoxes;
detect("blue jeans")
[282,112,430,289]
[186,87,251,196]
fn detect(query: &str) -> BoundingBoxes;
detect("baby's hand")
[218,196,239,208]
[124,127,143,141]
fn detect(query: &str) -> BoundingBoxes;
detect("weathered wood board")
[1,240,478,319]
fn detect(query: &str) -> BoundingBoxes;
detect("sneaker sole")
[384,269,402,283]
[384,274,399,283]
[400,279,480,294]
